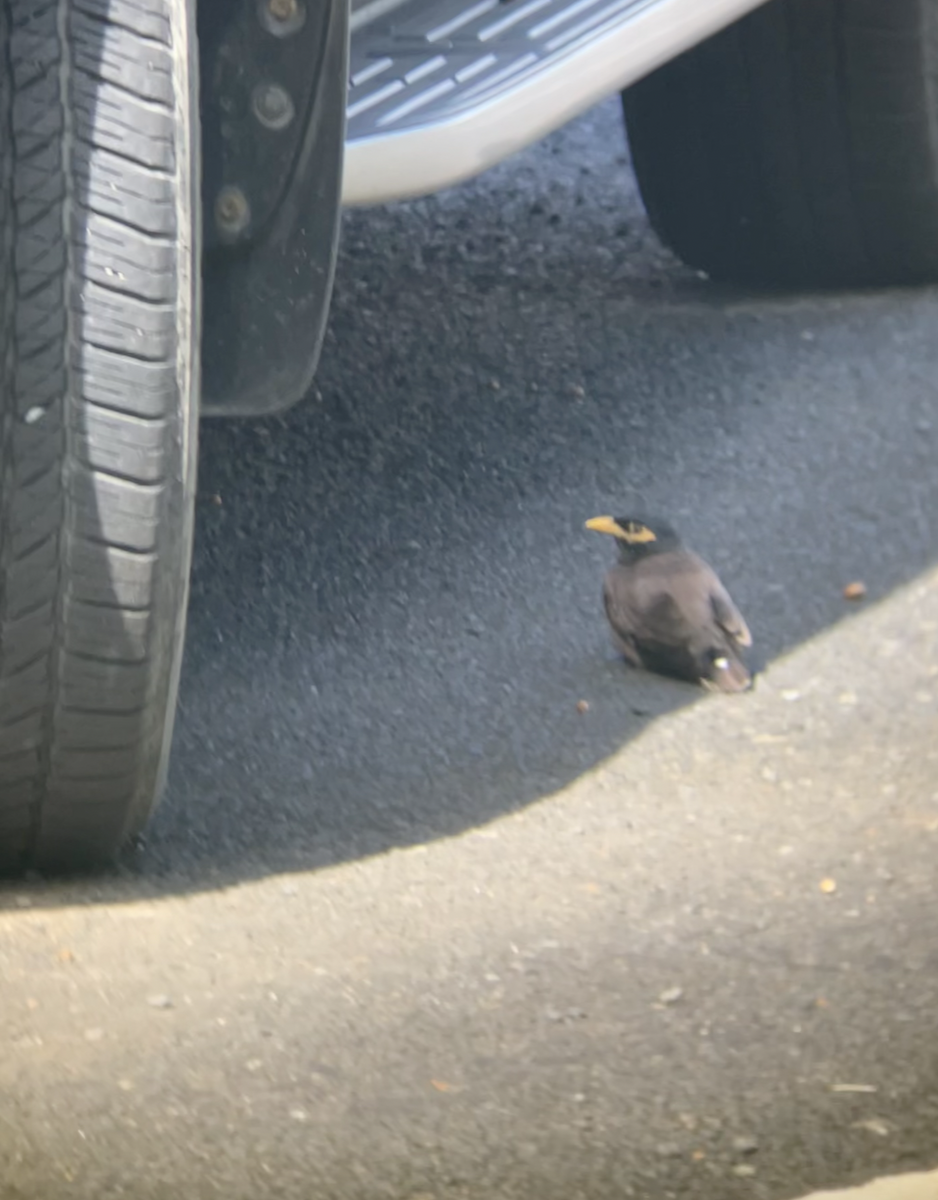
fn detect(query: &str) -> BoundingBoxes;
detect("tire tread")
[0,0,197,870]
[622,0,938,286]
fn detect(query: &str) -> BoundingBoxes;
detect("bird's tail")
[701,650,752,693]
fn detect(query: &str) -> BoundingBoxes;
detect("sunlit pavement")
[797,1172,938,1200]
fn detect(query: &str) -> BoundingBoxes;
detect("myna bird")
[585,514,753,692]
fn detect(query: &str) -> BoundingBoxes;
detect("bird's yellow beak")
[585,516,656,544]
[585,515,625,537]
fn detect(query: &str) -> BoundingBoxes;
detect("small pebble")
[843,581,867,601]
[659,986,683,1005]
[819,878,837,894]
[147,994,173,1010]
[732,1136,759,1156]
[656,1142,682,1158]
[732,1164,757,1178]
[576,699,590,714]
[852,1119,890,1137]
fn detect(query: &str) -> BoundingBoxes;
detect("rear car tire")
[622,0,938,287]
[0,0,199,871]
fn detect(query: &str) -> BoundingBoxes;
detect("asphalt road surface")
[3,98,938,1200]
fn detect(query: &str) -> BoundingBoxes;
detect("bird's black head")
[584,514,681,562]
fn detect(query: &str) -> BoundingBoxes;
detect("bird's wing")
[604,565,697,647]
[709,579,752,647]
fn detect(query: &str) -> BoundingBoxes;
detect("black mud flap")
[198,0,348,417]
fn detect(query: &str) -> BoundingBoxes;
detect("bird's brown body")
[587,515,752,692]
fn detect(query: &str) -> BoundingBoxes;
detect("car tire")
[622,0,938,287]
[0,0,200,871]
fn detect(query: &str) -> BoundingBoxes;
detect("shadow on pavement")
[6,100,938,898]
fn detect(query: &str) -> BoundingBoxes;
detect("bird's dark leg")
[612,631,643,669]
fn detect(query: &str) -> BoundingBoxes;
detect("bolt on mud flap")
[199,0,348,417]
